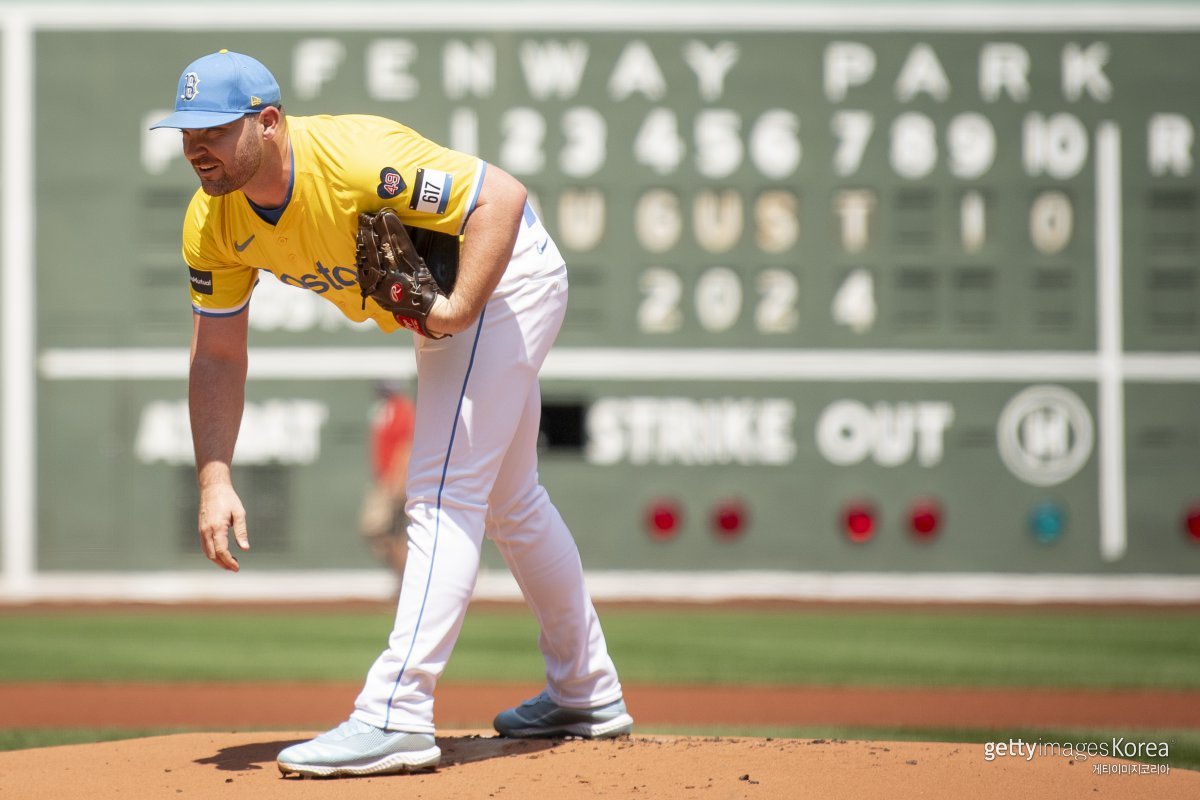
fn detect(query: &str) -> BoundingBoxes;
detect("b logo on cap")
[181,72,201,102]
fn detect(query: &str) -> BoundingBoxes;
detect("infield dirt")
[1,730,1196,800]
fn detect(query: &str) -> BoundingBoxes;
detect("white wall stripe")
[3,4,1200,31]
[1,14,37,599]
[5,570,1200,605]
[1095,123,1127,563]
[36,347,1200,383]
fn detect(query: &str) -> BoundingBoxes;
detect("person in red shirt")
[360,380,416,577]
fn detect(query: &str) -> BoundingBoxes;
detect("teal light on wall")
[1028,501,1066,544]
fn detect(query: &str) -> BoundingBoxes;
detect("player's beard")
[197,134,264,197]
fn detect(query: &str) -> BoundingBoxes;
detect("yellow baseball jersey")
[181,114,484,332]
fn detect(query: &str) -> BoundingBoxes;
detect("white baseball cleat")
[493,691,634,739]
[277,718,440,777]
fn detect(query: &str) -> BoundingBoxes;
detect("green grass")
[576,607,1200,689]
[0,728,186,752]
[0,609,396,682]
[0,605,1197,689]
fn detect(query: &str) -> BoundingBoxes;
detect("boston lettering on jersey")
[274,261,359,294]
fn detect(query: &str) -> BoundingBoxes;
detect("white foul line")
[1096,122,1127,563]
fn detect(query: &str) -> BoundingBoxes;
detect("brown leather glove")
[355,208,451,338]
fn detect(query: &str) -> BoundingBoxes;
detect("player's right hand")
[198,483,250,572]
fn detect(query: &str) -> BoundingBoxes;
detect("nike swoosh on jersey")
[536,238,549,254]
[234,235,255,252]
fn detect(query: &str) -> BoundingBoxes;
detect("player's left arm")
[425,165,525,335]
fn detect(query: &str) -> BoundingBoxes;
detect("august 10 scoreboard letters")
[122,21,1200,581]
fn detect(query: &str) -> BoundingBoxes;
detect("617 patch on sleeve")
[409,167,452,215]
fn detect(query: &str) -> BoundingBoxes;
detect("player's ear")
[258,106,283,140]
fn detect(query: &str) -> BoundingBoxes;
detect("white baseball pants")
[351,258,623,733]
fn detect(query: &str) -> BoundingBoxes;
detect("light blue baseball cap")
[150,49,281,130]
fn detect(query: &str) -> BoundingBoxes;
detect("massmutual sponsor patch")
[409,167,452,214]
[189,267,214,295]
[377,166,406,200]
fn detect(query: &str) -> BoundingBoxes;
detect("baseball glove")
[355,208,452,339]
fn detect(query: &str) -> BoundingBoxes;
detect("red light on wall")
[1184,504,1200,543]
[908,499,942,540]
[712,499,748,540]
[842,502,876,543]
[645,499,682,541]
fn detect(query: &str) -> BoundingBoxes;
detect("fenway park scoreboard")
[11,5,1200,594]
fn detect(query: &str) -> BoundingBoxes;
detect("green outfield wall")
[3,2,1200,599]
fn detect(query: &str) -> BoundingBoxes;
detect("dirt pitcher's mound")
[0,731,1195,800]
